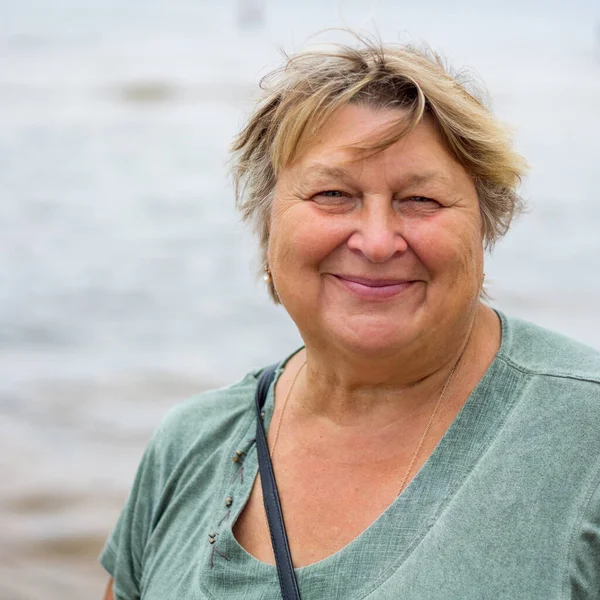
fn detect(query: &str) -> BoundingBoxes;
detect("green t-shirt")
[100,312,600,599]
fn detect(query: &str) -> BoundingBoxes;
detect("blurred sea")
[0,1,599,598]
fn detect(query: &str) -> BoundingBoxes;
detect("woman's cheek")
[294,213,351,263]
[414,211,481,266]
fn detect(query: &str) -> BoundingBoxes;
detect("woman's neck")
[285,303,501,429]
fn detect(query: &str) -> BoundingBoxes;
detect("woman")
[101,36,600,599]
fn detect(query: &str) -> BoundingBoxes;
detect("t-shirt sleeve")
[99,430,164,600]
[570,476,600,599]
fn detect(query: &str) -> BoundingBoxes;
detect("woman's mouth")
[331,274,417,300]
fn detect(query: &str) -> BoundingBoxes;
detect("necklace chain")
[269,360,307,460]
[393,358,459,496]
[261,349,465,546]
[260,360,306,538]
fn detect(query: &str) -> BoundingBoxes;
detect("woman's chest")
[138,427,584,600]
[232,451,427,568]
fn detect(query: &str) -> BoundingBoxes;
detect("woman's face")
[268,104,484,358]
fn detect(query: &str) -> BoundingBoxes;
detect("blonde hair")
[231,34,528,302]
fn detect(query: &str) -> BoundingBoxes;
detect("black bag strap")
[254,364,302,600]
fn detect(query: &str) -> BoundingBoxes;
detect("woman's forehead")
[282,110,468,189]
[289,105,452,163]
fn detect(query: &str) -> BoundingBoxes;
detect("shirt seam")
[197,367,285,598]
[139,384,261,591]
[563,460,600,599]
[495,353,600,386]
[359,371,524,598]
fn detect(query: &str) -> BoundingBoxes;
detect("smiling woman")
[100,34,600,600]
[267,105,484,359]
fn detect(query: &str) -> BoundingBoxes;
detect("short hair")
[231,34,528,302]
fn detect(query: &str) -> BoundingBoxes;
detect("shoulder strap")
[254,365,302,600]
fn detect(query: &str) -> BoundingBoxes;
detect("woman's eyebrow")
[297,165,451,187]
[297,164,355,184]
[402,172,452,187]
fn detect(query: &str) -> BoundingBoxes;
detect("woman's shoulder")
[165,369,261,423]
[497,310,600,386]
[147,368,265,466]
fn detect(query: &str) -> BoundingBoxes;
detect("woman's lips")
[331,274,417,300]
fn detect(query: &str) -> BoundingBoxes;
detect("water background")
[1,1,599,598]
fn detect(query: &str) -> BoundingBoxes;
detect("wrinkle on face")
[267,104,485,364]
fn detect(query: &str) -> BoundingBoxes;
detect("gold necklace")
[393,358,460,496]
[262,349,464,545]
[269,360,307,460]
[260,360,306,538]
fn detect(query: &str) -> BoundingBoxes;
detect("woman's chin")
[322,317,423,358]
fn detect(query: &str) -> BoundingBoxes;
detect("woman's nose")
[346,199,408,263]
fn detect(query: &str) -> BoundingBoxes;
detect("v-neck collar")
[202,311,522,600]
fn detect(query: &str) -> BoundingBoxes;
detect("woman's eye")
[312,190,351,205]
[408,196,436,203]
[400,196,441,209]
[394,195,441,214]
[316,190,345,198]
